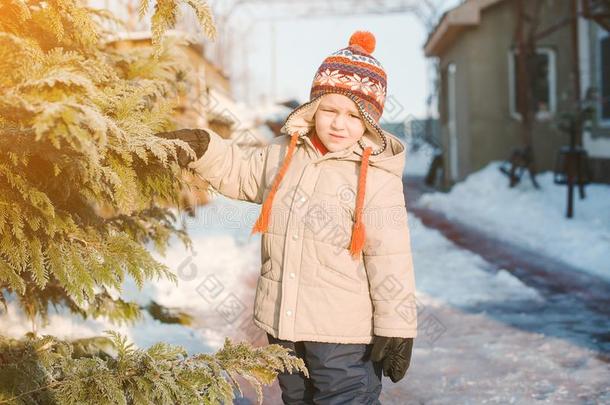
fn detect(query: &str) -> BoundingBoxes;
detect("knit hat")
[251,31,389,259]
[310,31,387,123]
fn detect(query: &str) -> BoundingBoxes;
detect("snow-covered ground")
[2,188,608,402]
[2,136,609,401]
[414,160,610,282]
[2,190,542,348]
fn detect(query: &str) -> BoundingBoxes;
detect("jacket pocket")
[261,258,273,278]
[314,241,366,294]
[254,275,281,328]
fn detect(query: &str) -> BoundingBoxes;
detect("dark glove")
[370,336,413,383]
[155,128,211,168]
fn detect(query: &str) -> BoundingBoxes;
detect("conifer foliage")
[0,1,306,403]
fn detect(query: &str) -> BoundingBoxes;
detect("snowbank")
[416,161,610,281]
[403,140,436,176]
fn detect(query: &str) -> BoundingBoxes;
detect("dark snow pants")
[266,333,383,404]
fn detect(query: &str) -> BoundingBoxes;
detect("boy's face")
[314,93,366,153]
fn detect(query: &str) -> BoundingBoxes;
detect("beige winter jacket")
[188,102,417,344]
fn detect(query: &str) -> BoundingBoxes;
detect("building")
[424,0,610,186]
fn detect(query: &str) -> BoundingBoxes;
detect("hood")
[280,96,406,178]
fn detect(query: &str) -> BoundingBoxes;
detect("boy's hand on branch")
[370,336,413,383]
[155,128,211,168]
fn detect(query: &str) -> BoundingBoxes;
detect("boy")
[157,31,416,404]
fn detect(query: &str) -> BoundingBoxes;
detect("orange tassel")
[251,133,299,236]
[349,146,372,259]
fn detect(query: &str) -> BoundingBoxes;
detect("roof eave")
[424,0,506,57]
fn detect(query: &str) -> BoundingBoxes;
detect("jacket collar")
[282,96,406,177]
[295,128,405,177]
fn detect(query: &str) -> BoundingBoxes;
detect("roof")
[424,0,506,57]
[104,29,205,55]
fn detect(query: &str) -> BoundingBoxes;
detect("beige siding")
[435,1,604,184]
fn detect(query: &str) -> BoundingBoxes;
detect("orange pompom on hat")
[251,30,389,259]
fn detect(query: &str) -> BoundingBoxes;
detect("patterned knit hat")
[251,31,388,259]
[310,31,387,123]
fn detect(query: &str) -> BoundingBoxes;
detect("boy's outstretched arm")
[156,128,269,204]
[362,174,418,339]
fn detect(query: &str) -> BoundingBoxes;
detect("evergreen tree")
[0,1,306,403]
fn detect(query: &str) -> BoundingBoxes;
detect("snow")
[0,196,263,355]
[415,160,610,282]
[584,130,610,159]
[381,302,610,403]
[1,167,609,402]
[383,213,610,403]
[3,189,549,348]
[409,216,544,307]
[250,102,293,123]
[0,294,219,355]
[403,140,437,176]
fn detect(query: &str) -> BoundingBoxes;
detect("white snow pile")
[416,161,610,282]
[403,139,437,177]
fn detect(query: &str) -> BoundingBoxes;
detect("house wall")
[438,40,472,181]
[584,21,610,182]
[463,1,517,178]
[437,0,599,185]
[204,60,231,93]
[178,46,209,128]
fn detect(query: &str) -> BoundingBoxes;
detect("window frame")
[597,29,610,127]
[507,47,557,121]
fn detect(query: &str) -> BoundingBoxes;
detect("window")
[508,47,557,121]
[599,33,610,124]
